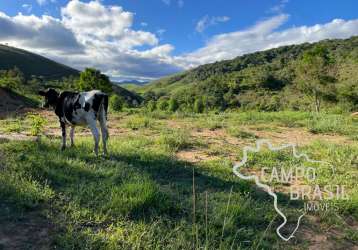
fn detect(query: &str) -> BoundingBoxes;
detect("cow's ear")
[38,90,46,96]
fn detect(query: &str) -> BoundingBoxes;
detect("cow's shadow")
[6,139,305,243]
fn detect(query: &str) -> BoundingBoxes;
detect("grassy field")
[0,110,357,249]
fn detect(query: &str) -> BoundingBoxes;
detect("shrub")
[109,95,124,112]
[168,98,179,112]
[4,119,22,133]
[146,100,156,112]
[194,98,204,113]
[26,114,47,137]
[157,129,191,152]
[0,67,25,90]
[157,99,169,111]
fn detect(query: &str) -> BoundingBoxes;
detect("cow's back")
[55,90,108,125]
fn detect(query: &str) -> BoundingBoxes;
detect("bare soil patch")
[176,149,219,163]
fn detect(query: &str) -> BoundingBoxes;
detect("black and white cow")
[39,88,109,156]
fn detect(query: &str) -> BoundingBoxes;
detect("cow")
[38,88,109,156]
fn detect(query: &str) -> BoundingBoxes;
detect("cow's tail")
[100,94,109,121]
[98,93,109,139]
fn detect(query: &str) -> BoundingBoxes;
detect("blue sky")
[0,0,357,80]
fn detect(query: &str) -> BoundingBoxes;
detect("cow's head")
[38,88,59,108]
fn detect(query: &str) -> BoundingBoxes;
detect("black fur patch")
[92,94,102,113]
[84,102,90,112]
[55,91,79,124]
[103,94,108,120]
[73,96,81,111]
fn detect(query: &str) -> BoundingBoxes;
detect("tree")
[0,67,25,90]
[109,95,124,111]
[62,75,79,90]
[77,68,112,93]
[143,91,158,102]
[295,45,335,112]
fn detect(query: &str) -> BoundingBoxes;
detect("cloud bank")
[177,14,358,68]
[0,0,357,80]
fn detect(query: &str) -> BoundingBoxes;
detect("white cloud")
[0,1,179,80]
[195,15,230,33]
[269,0,289,13]
[178,15,358,68]
[61,0,157,48]
[157,28,166,36]
[0,12,83,53]
[36,0,56,6]
[37,0,46,6]
[22,4,32,13]
[162,0,184,8]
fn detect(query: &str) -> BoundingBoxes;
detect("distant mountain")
[115,80,149,85]
[0,44,79,80]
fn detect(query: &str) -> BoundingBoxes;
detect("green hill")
[0,45,144,109]
[112,84,143,106]
[141,36,358,112]
[0,44,79,80]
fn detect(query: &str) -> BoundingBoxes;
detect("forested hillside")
[0,44,79,80]
[0,47,142,111]
[142,36,358,112]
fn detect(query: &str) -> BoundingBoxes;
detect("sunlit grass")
[0,110,357,249]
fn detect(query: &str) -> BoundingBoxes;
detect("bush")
[0,67,25,90]
[168,98,179,112]
[157,129,191,152]
[146,100,156,112]
[26,114,47,138]
[157,99,169,111]
[109,95,124,112]
[194,98,204,113]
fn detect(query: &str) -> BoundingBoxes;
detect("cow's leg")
[60,122,66,151]
[88,120,99,156]
[99,117,108,156]
[70,126,75,147]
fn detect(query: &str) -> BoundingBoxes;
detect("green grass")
[157,129,192,152]
[0,110,357,249]
[1,119,23,133]
[0,136,293,249]
[125,116,155,130]
[307,114,358,138]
